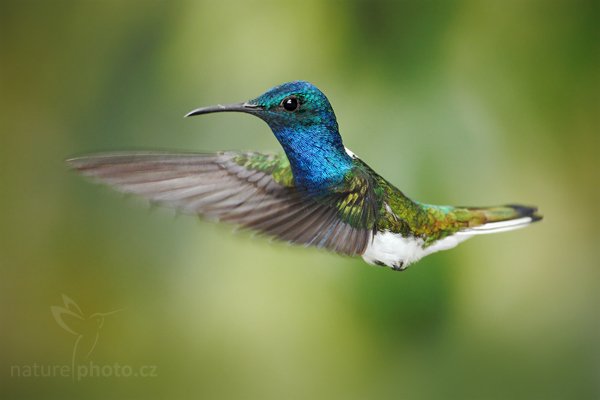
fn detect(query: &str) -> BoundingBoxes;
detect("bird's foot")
[391,261,406,272]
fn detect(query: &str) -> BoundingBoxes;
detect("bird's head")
[186,81,352,191]
[248,80,339,131]
[187,80,339,132]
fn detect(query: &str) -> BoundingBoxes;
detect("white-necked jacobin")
[68,81,542,271]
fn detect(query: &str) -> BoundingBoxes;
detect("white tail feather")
[456,217,533,236]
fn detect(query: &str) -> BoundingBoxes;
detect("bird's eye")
[281,96,299,112]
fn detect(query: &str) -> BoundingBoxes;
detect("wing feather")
[67,151,375,256]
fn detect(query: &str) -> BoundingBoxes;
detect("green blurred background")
[1,1,598,399]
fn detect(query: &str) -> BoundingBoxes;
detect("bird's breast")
[361,230,472,271]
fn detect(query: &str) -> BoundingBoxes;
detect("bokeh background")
[1,1,598,399]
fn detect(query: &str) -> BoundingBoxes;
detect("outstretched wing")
[67,151,375,256]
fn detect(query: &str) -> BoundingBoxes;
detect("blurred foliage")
[0,0,598,399]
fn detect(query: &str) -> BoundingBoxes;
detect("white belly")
[361,230,472,270]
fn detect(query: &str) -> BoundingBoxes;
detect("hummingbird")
[68,81,542,271]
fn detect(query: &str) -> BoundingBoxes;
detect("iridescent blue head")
[186,81,354,192]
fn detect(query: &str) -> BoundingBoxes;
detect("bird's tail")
[454,204,543,236]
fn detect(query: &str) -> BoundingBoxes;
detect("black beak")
[185,102,263,118]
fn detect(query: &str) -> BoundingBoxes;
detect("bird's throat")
[271,125,354,193]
